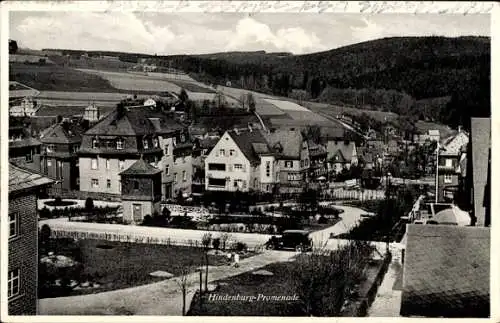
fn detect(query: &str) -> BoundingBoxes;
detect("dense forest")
[43,36,490,130]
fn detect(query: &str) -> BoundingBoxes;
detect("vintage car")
[265,230,313,252]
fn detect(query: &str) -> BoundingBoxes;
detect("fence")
[47,187,121,202]
[323,189,385,201]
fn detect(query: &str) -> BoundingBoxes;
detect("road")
[38,205,365,315]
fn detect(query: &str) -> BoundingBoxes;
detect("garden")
[187,240,388,316]
[39,197,123,224]
[38,227,254,299]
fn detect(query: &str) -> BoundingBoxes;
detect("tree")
[179,88,188,103]
[9,39,18,55]
[239,93,248,110]
[201,233,212,291]
[40,224,52,245]
[304,125,321,144]
[85,197,94,211]
[175,263,194,316]
[247,93,256,113]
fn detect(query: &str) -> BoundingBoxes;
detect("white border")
[0,1,498,323]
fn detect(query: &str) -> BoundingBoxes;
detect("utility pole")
[435,142,439,204]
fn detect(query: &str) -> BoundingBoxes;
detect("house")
[307,140,328,180]
[9,97,39,117]
[205,129,278,193]
[437,129,469,202]
[8,163,54,314]
[326,140,358,174]
[400,224,490,317]
[39,118,84,191]
[79,105,190,199]
[413,129,440,144]
[9,119,42,172]
[120,158,162,224]
[83,103,101,123]
[470,118,491,227]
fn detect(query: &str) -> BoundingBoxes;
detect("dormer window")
[180,134,186,143]
[153,138,159,148]
[46,144,55,153]
[116,139,123,150]
[143,139,149,149]
[92,138,98,149]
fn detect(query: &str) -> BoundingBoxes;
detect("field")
[39,239,230,298]
[167,79,216,93]
[35,105,116,118]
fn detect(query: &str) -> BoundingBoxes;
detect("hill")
[158,36,490,130]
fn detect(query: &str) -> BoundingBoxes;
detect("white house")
[205,129,279,193]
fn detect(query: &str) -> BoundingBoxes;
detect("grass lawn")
[302,217,342,232]
[39,239,231,298]
[187,261,304,316]
[168,79,216,93]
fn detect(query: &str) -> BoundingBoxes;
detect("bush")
[232,241,248,252]
[212,237,221,250]
[40,224,52,244]
[142,214,153,226]
[85,197,94,211]
[55,196,62,205]
[39,207,51,219]
[318,216,328,224]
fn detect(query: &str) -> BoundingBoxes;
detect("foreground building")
[8,163,54,315]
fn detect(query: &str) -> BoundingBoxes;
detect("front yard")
[39,238,235,298]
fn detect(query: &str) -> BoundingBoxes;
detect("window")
[266,161,271,177]
[92,139,98,149]
[444,174,453,184]
[242,180,247,189]
[234,179,242,188]
[300,160,304,168]
[287,173,301,181]
[285,161,293,168]
[76,177,80,186]
[165,144,170,156]
[153,138,159,148]
[9,213,18,239]
[305,159,309,167]
[219,149,225,156]
[143,139,149,149]
[116,139,123,150]
[229,149,235,156]
[445,159,453,167]
[172,137,177,146]
[72,145,79,153]
[119,159,125,170]
[182,170,187,182]
[106,159,110,169]
[208,178,226,187]
[107,179,111,189]
[165,165,170,175]
[47,159,52,167]
[208,163,226,171]
[46,144,55,153]
[180,134,186,143]
[8,269,20,299]
[234,164,243,171]
[174,173,178,183]
[91,179,99,188]
[118,180,122,193]
[134,180,139,189]
[25,152,33,162]
[91,158,98,170]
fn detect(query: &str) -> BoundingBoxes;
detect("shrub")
[85,197,94,211]
[212,237,220,250]
[142,214,153,226]
[39,207,51,219]
[201,233,212,250]
[318,216,328,224]
[54,196,62,205]
[40,224,52,244]
[233,241,247,252]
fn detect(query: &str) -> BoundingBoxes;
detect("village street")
[39,205,366,315]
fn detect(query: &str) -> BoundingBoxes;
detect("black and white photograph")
[1,1,494,320]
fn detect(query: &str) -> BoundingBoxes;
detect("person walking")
[233,252,240,268]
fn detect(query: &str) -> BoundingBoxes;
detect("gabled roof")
[441,131,469,156]
[265,129,304,159]
[119,158,161,176]
[85,108,162,137]
[401,225,490,318]
[39,121,84,144]
[327,140,355,163]
[227,129,271,165]
[9,163,54,193]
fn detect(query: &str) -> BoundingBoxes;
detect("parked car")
[265,230,313,252]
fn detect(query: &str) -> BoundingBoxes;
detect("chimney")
[458,125,462,133]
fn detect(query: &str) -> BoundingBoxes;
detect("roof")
[282,230,309,235]
[227,129,271,165]
[307,140,327,157]
[401,225,490,317]
[9,137,42,148]
[39,121,84,144]
[199,137,219,149]
[119,158,162,176]
[265,129,304,159]
[440,131,469,156]
[327,140,355,163]
[9,163,54,194]
[85,108,162,137]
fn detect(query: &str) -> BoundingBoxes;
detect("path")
[367,258,403,317]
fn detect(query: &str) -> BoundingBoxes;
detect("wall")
[173,154,193,196]
[79,156,137,194]
[40,157,76,190]
[8,193,38,315]
[122,200,159,224]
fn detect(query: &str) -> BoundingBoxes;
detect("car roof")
[283,230,310,234]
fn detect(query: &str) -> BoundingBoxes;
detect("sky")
[9,12,490,55]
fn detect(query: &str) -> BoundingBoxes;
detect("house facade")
[205,129,276,192]
[9,120,42,172]
[470,118,491,227]
[78,107,164,196]
[8,164,54,315]
[326,140,358,175]
[39,119,83,191]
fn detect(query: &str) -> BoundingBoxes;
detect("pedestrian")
[234,252,240,268]
[226,252,232,265]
